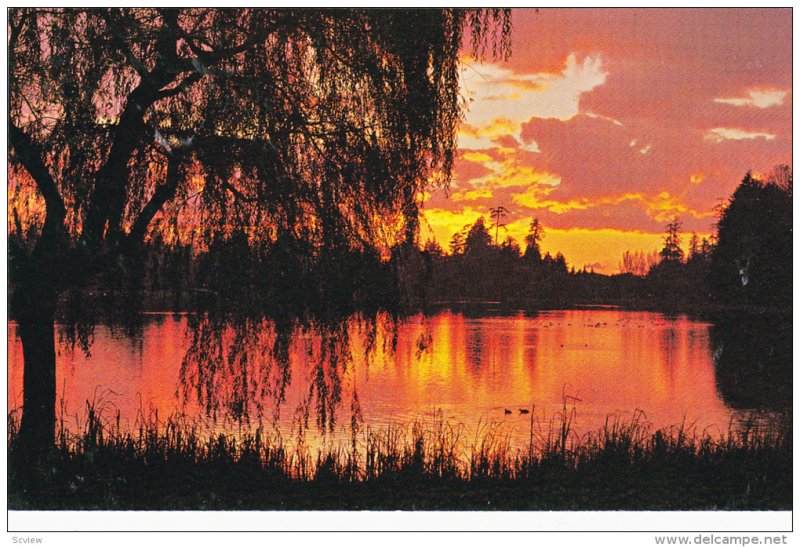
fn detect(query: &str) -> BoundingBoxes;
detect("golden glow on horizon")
[419,205,692,273]
[421,186,715,273]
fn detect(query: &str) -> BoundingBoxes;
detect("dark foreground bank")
[8,409,791,511]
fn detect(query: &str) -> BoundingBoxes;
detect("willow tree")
[8,8,510,453]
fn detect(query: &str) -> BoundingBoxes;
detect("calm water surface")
[8,309,781,447]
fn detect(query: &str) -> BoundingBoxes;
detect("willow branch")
[9,118,67,237]
[128,149,188,244]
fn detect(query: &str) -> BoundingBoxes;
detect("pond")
[7,308,790,450]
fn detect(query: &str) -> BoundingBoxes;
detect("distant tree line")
[622,166,792,312]
[420,216,572,307]
[418,166,791,312]
[9,166,790,320]
[410,166,791,312]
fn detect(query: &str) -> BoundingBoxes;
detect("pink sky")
[420,8,792,273]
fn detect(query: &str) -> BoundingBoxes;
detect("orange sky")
[420,8,792,273]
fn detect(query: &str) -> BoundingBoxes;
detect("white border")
[7,510,793,533]
[3,2,797,542]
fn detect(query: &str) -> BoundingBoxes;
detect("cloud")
[512,186,593,214]
[515,107,788,231]
[431,9,791,270]
[487,166,561,190]
[458,52,608,149]
[509,186,715,228]
[714,89,789,109]
[460,151,495,164]
[493,134,521,149]
[451,188,494,202]
[705,128,777,143]
[585,111,623,126]
[452,156,494,187]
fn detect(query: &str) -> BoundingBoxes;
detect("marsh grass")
[8,401,791,510]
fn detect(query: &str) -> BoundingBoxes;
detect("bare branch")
[98,10,152,80]
[222,180,258,204]
[8,118,67,236]
[154,72,203,100]
[128,150,188,244]
[84,14,283,245]
[171,13,285,68]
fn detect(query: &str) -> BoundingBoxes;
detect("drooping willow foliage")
[9,9,511,444]
[9,8,511,262]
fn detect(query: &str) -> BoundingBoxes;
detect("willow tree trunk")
[14,271,60,458]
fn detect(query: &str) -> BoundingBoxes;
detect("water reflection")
[7,309,791,447]
[176,313,401,435]
[710,312,792,411]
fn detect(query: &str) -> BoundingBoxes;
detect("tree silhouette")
[523,217,544,263]
[710,168,792,310]
[449,229,467,255]
[489,205,510,245]
[659,219,684,263]
[619,249,660,276]
[423,239,445,258]
[464,216,493,256]
[8,8,511,455]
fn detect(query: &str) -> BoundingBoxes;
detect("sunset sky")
[420,8,792,273]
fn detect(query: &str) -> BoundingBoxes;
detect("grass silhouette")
[8,401,791,510]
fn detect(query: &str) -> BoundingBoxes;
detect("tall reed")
[8,400,791,510]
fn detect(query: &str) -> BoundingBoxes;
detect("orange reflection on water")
[8,310,738,446]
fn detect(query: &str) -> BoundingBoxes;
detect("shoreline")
[8,406,791,511]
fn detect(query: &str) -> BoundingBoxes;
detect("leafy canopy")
[9,8,511,261]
